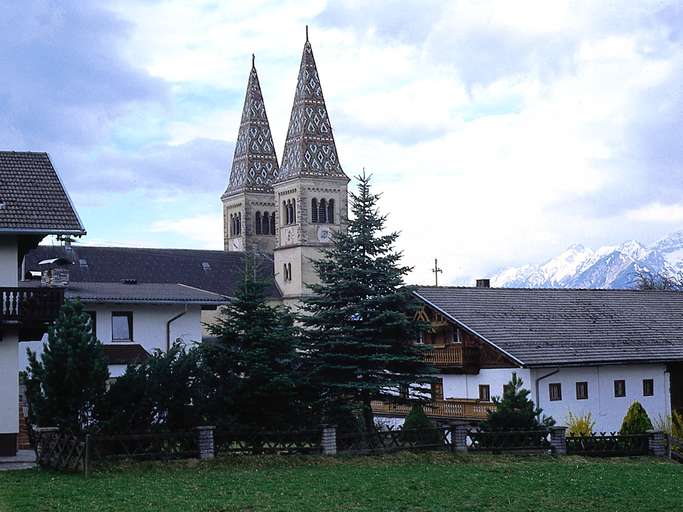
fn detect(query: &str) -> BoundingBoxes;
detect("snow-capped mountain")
[492,230,683,289]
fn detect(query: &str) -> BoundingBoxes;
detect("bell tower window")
[255,211,262,234]
[312,198,318,223]
[327,199,335,224]
[262,212,269,235]
[318,199,327,224]
[270,213,275,235]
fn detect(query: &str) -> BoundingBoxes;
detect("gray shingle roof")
[415,286,683,367]
[0,152,85,235]
[63,282,228,305]
[23,245,279,298]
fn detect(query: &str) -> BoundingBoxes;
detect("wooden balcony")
[1,287,64,338]
[423,344,480,371]
[371,399,494,421]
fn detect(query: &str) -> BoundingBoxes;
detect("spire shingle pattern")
[224,60,280,197]
[276,39,347,182]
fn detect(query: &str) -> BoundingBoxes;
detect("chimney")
[476,279,490,288]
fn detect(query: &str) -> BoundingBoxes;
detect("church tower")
[273,30,350,303]
[223,56,279,253]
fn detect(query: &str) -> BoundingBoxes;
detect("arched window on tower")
[270,213,275,235]
[237,212,242,235]
[292,199,296,223]
[287,263,292,281]
[283,201,288,225]
[283,263,288,281]
[319,199,327,224]
[255,212,262,235]
[312,198,318,223]
[229,214,233,236]
[327,199,335,224]
[262,212,269,235]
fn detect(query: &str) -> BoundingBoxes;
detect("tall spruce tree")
[204,253,305,430]
[302,172,434,433]
[25,299,108,433]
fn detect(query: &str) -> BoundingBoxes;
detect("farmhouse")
[0,151,85,456]
[372,284,683,432]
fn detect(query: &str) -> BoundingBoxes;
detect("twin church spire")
[224,29,346,198]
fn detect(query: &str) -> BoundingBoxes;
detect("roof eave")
[413,290,526,367]
[0,228,86,235]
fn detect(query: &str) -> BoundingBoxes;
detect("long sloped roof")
[24,245,279,299]
[276,35,348,183]
[415,286,683,367]
[0,152,85,235]
[223,59,280,197]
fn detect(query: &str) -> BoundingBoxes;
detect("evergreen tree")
[25,299,108,433]
[480,375,554,431]
[620,401,653,435]
[302,172,434,433]
[204,253,306,430]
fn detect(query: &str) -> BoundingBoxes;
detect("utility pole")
[432,258,443,286]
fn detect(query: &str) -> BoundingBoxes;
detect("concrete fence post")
[34,427,59,465]
[321,424,337,456]
[196,426,215,460]
[549,426,567,455]
[648,430,667,458]
[452,424,469,454]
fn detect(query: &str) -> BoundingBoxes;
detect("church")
[221,31,349,309]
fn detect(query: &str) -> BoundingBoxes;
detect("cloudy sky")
[1,0,681,284]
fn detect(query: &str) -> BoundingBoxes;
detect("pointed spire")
[224,57,280,197]
[276,31,348,183]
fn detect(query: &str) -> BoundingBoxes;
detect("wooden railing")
[0,287,64,324]
[371,399,494,420]
[423,344,480,369]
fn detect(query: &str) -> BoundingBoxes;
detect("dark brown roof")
[24,245,279,298]
[0,152,85,235]
[103,344,150,365]
[415,286,683,367]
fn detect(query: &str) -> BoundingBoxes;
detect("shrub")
[480,374,554,431]
[620,401,653,435]
[401,405,442,447]
[653,410,683,438]
[566,411,595,437]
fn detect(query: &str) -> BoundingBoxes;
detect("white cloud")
[626,203,683,223]
[151,214,224,250]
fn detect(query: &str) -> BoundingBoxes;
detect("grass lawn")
[1,453,682,512]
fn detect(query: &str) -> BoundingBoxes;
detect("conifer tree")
[25,299,108,433]
[302,172,434,433]
[204,253,305,430]
[479,375,554,431]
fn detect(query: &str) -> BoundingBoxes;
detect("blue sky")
[1,0,681,284]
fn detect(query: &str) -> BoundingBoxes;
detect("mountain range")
[491,230,683,289]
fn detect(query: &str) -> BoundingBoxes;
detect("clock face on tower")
[317,226,332,243]
[231,238,244,251]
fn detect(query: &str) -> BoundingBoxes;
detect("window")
[503,384,512,396]
[291,199,296,223]
[318,199,327,224]
[237,212,241,235]
[112,312,133,341]
[479,384,490,402]
[549,383,562,401]
[270,213,275,235]
[287,263,292,281]
[282,201,287,225]
[576,381,588,400]
[262,212,270,235]
[327,199,335,224]
[643,379,654,397]
[86,311,97,337]
[255,212,262,234]
[312,198,318,223]
[614,379,626,398]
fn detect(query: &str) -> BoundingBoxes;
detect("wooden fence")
[337,426,452,454]
[34,428,86,472]
[214,429,322,456]
[467,429,551,452]
[566,433,651,457]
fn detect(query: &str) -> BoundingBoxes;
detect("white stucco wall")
[438,364,671,432]
[529,364,670,432]
[0,235,19,436]
[441,368,532,401]
[19,303,204,373]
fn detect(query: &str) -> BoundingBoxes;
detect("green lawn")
[1,453,682,512]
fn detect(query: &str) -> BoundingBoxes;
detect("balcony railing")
[0,287,64,324]
[371,398,494,420]
[423,344,480,369]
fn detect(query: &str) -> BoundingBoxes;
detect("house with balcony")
[0,151,85,456]
[374,282,683,432]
